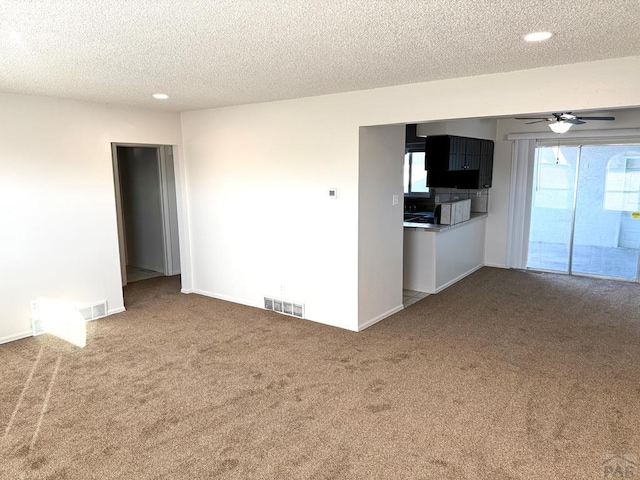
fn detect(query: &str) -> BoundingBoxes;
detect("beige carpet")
[2,268,640,479]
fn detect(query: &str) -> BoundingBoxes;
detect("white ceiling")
[1,1,639,112]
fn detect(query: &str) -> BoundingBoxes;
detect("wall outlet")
[30,300,39,319]
[477,191,482,198]
[435,195,440,203]
[279,282,286,294]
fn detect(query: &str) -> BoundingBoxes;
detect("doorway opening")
[111,144,181,288]
[526,141,640,281]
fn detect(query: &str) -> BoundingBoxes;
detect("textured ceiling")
[1,1,639,112]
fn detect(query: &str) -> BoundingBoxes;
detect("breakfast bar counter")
[403,214,487,294]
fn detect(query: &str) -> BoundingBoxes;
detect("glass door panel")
[572,144,640,279]
[527,145,579,272]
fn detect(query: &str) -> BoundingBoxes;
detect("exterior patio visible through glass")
[527,143,640,280]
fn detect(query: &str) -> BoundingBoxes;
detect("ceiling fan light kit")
[515,112,616,134]
[548,121,573,134]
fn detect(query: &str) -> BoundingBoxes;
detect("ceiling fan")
[515,112,615,133]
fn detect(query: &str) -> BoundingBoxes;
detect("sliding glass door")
[527,145,579,273]
[572,145,640,279]
[527,142,640,280]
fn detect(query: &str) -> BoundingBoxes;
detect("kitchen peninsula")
[403,213,487,294]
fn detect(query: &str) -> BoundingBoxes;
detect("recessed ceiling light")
[524,31,553,42]
[153,93,169,100]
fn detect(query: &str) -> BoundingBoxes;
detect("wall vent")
[30,299,108,336]
[264,297,305,319]
[273,299,283,313]
[78,301,107,322]
[292,303,304,318]
[31,318,44,336]
[264,297,273,310]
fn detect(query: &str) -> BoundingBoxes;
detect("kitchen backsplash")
[405,187,489,213]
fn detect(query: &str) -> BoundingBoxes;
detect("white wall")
[435,218,486,290]
[0,92,183,343]
[180,103,361,330]
[404,218,486,293]
[181,56,640,331]
[403,229,437,293]
[358,125,405,330]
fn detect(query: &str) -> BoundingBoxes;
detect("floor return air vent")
[264,297,304,319]
[31,299,108,336]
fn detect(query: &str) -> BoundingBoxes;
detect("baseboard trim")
[483,262,508,269]
[0,330,33,345]
[358,304,404,332]
[300,316,359,332]
[1,307,125,345]
[191,289,262,309]
[192,289,360,332]
[180,289,193,294]
[434,263,484,293]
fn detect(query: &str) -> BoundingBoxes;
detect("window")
[403,152,429,194]
[604,153,640,211]
[532,145,576,209]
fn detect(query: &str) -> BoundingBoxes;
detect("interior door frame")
[111,143,177,286]
[158,145,178,276]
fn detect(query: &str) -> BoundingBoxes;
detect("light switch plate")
[329,188,338,199]
[392,194,399,206]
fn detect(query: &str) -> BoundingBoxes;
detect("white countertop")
[403,212,488,232]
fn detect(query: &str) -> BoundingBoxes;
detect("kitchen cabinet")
[478,139,494,188]
[425,135,494,188]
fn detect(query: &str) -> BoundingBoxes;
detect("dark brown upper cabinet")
[425,135,494,189]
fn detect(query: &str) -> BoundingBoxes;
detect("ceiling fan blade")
[566,119,586,125]
[575,116,616,121]
[515,117,548,120]
[524,120,548,124]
